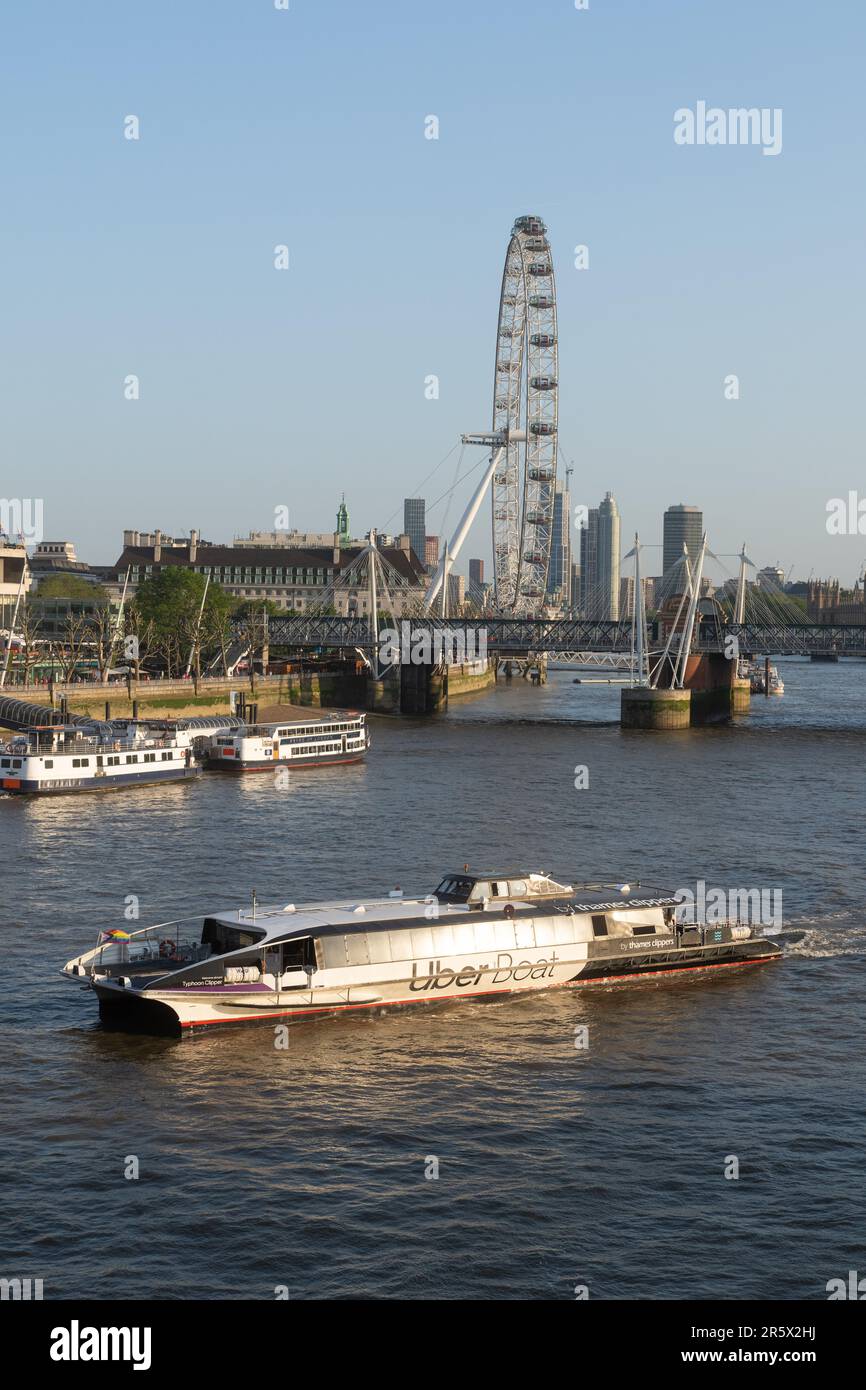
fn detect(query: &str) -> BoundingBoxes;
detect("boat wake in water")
[768,911,866,958]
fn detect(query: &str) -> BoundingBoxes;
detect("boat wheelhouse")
[1,723,200,795]
[205,711,369,772]
[62,869,782,1035]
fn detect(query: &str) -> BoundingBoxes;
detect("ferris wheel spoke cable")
[380,440,463,535]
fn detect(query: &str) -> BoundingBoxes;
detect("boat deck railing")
[242,715,366,737]
[2,732,183,756]
[92,928,210,969]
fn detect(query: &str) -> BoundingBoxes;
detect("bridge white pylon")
[625,532,651,687]
[424,430,526,615]
[647,533,709,689]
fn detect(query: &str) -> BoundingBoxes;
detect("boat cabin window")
[434,877,475,903]
[201,917,264,954]
[319,913,587,971]
[591,915,608,937]
[267,937,316,973]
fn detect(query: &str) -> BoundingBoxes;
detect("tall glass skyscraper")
[546,482,571,601]
[579,507,599,615]
[579,495,621,618]
[403,498,426,567]
[596,492,621,620]
[662,504,703,580]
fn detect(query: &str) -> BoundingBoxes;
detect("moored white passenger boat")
[62,870,782,1035]
[746,660,785,696]
[205,711,369,771]
[1,723,200,795]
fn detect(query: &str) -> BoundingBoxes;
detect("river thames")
[1,659,864,1299]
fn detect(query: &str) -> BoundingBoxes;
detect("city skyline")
[7,484,863,606]
[3,2,865,583]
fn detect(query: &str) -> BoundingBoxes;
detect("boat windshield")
[434,877,475,903]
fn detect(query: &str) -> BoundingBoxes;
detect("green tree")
[133,569,233,678]
[37,574,108,601]
[230,597,284,618]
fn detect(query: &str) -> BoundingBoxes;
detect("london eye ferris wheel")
[423,214,560,618]
[491,214,559,613]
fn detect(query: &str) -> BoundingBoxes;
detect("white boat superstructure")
[205,712,369,771]
[745,660,785,696]
[63,870,781,1034]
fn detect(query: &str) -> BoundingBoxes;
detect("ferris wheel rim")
[490,214,558,614]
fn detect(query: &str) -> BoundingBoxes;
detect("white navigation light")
[619,884,631,894]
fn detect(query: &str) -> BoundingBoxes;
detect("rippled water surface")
[2,659,865,1299]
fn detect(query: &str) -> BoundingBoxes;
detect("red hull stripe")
[178,953,780,1029]
[208,755,365,772]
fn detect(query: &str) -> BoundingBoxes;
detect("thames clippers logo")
[410,951,559,991]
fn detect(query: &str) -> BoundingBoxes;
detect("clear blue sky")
[2,0,864,582]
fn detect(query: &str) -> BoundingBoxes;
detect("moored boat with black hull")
[62,870,782,1035]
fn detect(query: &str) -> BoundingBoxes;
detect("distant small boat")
[746,661,784,696]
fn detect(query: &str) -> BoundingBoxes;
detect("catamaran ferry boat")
[1,722,200,795]
[205,711,369,772]
[62,870,782,1035]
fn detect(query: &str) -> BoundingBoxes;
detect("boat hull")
[205,752,366,772]
[2,767,202,795]
[95,938,781,1036]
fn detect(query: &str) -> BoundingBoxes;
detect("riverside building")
[113,529,427,614]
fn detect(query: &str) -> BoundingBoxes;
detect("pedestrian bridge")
[244,614,866,659]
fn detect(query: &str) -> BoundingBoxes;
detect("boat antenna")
[251,888,257,921]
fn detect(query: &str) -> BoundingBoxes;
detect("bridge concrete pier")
[620,687,691,730]
[681,653,742,724]
[399,662,447,714]
[732,675,751,715]
[367,671,401,714]
[621,655,749,729]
